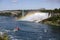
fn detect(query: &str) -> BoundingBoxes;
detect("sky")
[0,0,60,10]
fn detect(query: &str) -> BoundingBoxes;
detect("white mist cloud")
[18,12,51,22]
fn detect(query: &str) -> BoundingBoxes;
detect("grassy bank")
[41,15,60,26]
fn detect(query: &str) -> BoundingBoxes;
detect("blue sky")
[0,0,60,10]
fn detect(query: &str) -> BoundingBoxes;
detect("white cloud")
[12,0,17,3]
[47,0,60,2]
[11,0,18,5]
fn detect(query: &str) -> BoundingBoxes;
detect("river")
[0,16,60,40]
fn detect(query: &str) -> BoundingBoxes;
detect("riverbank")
[42,21,60,26]
[40,15,60,26]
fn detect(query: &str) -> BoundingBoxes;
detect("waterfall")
[17,12,51,23]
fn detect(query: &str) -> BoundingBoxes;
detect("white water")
[18,12,51,22]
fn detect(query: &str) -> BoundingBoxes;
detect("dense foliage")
[41,15,60,26]
[40,8,60,13]
[0,33,9,40]
[0,12,12,16]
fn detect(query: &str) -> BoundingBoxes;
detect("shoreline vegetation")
[40,15,60,26]
[0,32,9,40]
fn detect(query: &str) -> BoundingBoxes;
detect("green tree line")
[40,8,60,13]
